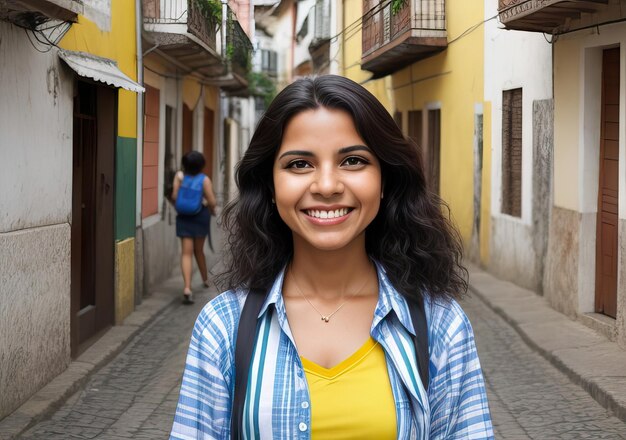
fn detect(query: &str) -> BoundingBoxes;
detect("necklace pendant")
[321,316,330,323]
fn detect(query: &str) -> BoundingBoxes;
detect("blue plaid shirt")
[171,263,493,439]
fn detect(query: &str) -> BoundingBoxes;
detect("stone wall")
[617,220,626,349]
[544,206,580,318]
[0,225,71,419]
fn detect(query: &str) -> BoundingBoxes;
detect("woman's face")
[273,107,382,252]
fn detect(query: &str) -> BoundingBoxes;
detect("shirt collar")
[256,260,416,336]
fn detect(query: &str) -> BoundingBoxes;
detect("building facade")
[0,0,256,420]
[484,0,553,292]
[500,0,626,349]
[0,0,143,419]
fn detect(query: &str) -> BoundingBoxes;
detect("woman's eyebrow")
[278,145,371,160]
[338,145,371,154]
[278,150,314,160]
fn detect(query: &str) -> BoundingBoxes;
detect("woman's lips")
[302,207,354,225]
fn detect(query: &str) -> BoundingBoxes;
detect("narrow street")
[464,293,626,439]
[16,278,626,439]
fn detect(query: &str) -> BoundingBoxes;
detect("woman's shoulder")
[196,289,247,329]
[425,296,475,346]
[191,289,250,349]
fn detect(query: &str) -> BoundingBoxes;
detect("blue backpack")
[175,173,205,215]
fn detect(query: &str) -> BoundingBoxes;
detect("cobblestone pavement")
[462,293,626,439]
[19,286,215,440]
[18,288,626,439]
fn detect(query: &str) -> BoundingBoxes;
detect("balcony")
[361,0,447,78]
[309,0,331,73]
[1,0,82,26]
[218,7,253,92]
[143,0,223,78]
[498,0,608,33]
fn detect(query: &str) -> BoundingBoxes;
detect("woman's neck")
[288,239,376,300]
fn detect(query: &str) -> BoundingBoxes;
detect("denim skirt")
[176,206,210,238]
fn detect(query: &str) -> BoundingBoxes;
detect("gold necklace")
[290,266,371,323]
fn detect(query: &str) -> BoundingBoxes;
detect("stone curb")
[0,287,180,440]
[467,264,626,423]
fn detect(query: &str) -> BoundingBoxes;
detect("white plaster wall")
[0,22,72,418]
[0,23,73,233]
[484,0,552,287]
[484,0,552,226]
[294,0,315,70]
[272,7,295,87]
[554,24,626,218]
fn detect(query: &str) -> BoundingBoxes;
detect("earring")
[271,198,275,204]
[381,191,384,199]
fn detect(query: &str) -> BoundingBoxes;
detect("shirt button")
[299,422,308,431]
[297,369,303,378]
[301,401,309,409]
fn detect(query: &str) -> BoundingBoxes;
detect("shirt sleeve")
[170,306,233,440]
[428,304,494,439]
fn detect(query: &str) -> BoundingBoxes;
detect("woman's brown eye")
[287,160,310,169]
[344,156,366,166]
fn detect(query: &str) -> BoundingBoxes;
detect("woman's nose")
[310,167,344,197]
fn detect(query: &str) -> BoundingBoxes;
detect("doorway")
[71,81,116,356]
[595,47,619,318]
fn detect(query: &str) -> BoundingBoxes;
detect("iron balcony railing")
[226,6,253,79]
[362,0,445,57]
[143,0,218,51]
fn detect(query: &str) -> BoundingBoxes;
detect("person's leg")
[193,236,209,287]
[181,237,194,296]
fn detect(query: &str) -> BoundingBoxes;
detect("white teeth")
[306,208,350,218]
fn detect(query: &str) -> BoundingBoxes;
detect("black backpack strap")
[408,296,430,392]
[231,289,266,440]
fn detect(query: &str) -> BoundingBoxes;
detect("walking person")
[172,151,217,304]
[170,75,493,438]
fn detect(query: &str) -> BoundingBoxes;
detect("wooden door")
[427,109,441,195]
[595,47,619,318]
[203,107,214,179]
[71,81,116,356]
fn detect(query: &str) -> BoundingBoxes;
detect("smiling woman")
[170,75,494,440]
[273,107,382,253]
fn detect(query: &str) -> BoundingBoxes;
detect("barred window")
[502,88,522,217]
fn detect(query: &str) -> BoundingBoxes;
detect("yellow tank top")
[301,337,397,439]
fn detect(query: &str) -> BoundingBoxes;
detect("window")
[501,88,523,217]
[163,105,175,202]
[142,84,160,218]
[261,50,277,77]
[408,109,440,194]
[426,109,441,195]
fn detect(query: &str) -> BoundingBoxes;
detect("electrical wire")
[322,11,500,76]
[15,19,72,54]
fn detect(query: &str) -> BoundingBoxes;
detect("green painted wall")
[115,136,137,241]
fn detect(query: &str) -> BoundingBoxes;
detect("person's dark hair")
[182,151,205,175]
[218,75,467,302]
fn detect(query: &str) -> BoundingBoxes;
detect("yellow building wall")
[341,0,393,112]
[183,79,203,109]
[59,0,138,138]
[391,1,484,243]
[115,238,135,324]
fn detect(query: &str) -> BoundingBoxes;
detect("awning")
[58,49,145,93]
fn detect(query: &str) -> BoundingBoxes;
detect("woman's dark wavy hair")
[217,75,468,302]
